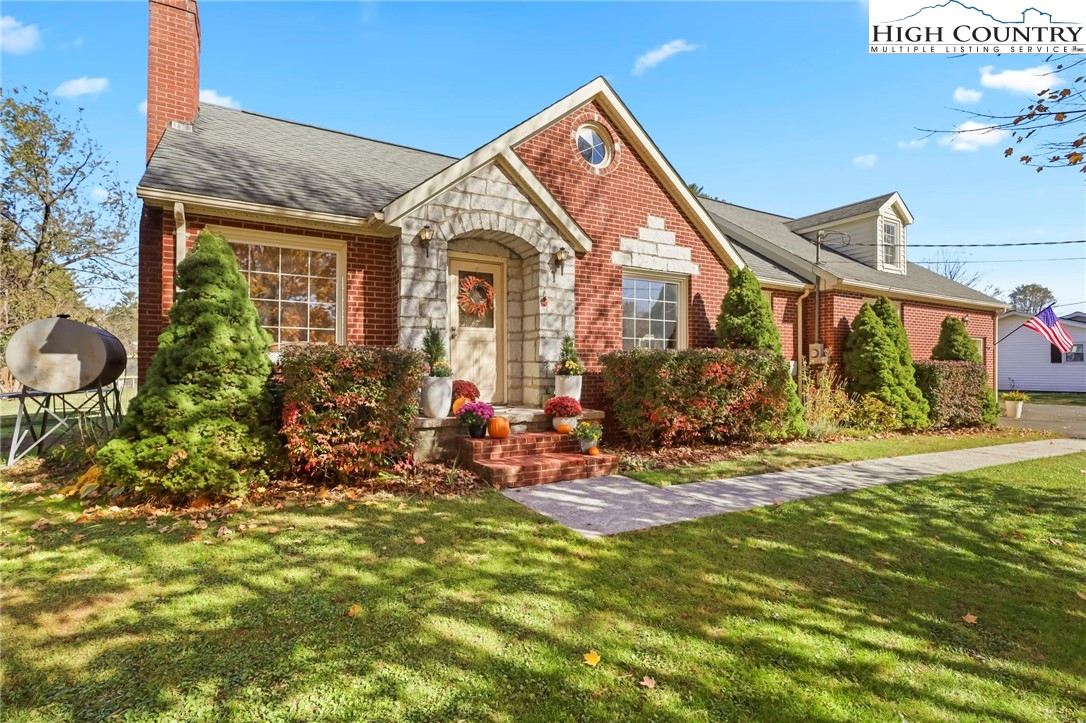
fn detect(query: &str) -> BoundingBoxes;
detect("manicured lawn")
[625,429,1049,486]
[2,451,1084,721]
[1016,391,1086,407]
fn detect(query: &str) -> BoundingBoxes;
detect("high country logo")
[870,0,1086,54]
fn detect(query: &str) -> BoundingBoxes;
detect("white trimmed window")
[881,220,902,268]
[217,227,346,350]
[621,272,687,350]
[971,336,986,363]
[1066,343,1085,363]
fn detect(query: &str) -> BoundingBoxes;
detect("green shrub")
[716,266,806,437]
[98,230,276,498]
[843,303,930,431]
[914,360,998,428]
[932,316,982,362]
[279,344,426,481]
[600,348,804,447]
[848,394,901,432]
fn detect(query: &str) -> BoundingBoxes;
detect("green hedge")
[600,348,805,447]
[279,345,427,481]
[914,360,998,429]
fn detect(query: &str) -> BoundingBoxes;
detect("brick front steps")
[414,406,605,461]
[457,432,620,488]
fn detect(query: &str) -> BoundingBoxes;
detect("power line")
[915,256,1086,263]
[833,239,1085,248]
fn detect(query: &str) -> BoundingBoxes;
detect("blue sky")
[3,1,1084,312]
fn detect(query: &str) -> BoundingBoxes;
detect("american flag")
[1023,306,1075,353]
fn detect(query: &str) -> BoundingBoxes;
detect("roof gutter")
[137,186,398,236]
[834,280,1007,312]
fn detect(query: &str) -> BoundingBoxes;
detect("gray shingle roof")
[698,196,1003,307]
[140,104,457,217]
[785,193,897,232]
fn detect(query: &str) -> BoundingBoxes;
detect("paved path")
[502,438,1086,538]
[999,404,1086,439]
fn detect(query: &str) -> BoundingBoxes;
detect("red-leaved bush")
[600,348,804,447]
[452,380,480,401]
[913,360,998,429]
[278,345,427,481]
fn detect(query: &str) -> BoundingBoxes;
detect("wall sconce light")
[418,225,434,258]
[552,247,570,280]
[963,315,970,323]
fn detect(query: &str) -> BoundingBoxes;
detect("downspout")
[173,201,187,270]
[795,285,813,402]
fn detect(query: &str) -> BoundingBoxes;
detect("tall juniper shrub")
[715,266,806,437]
[98,230,276,497]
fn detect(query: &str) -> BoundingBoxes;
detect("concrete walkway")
[502,438,1086,538]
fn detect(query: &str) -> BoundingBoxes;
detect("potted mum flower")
[420,324,453,419]
[456,400,495,438]
[570,420,602,453]
[544,395,582,432]
[553,334,585,401]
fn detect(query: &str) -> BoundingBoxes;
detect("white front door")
[448,255,505,403]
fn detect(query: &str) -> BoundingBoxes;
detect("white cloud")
[1,16,42,54]
[90,186,109,203]
[54,76,110,98]
[137,99,148,115]
[852,154,878,169]
[897,138,928,150]
[199,89,241,109]
[632,39,700,76]
[980,64,1063,95]
[953,87,983,104]
[939,120,1009,152]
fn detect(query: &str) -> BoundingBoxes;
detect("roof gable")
[382,77,746,269]
[787,192,913,233]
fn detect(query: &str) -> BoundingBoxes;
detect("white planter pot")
[579,438,599,453]
[1003,400,1024,419]
[554,375,583,402]
[421,376,453,419]
[552,416,579,432]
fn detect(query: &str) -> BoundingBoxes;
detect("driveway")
[1000,403,1086,439]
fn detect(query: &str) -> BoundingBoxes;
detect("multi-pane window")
[1066,343,1085,363]
[622,276,681,350]
[882,221,900,267]
[230,242,338,349]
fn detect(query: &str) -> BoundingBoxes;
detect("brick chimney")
[146,0,200,162]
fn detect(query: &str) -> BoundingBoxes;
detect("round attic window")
[576,124,612,168]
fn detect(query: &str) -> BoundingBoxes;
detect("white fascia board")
[883,192,915,225]
[835,281,1007,311]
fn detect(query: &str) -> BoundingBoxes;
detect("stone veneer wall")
[396,162,576,405]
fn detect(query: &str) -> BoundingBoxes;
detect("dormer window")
[882,220,901,268]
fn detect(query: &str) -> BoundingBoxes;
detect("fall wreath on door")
[457,275,496,317]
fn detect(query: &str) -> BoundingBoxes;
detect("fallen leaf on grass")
[640,675,656,688]
[414,536,426,545]
[347,603,361,618]
[962,613,978,625]
[191,496,210,510]
[346,504,356,511]
[70,534,85,543]
[266,527,280,535]
[216,526,233,538]
[1076,591,1086,601]
[583,650,601,667]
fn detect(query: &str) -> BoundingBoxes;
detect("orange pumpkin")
[451,397,469,415]
[488,416,510,439]
[556,424,573,434]
[588,447,601,456]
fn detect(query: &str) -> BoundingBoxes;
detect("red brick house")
[138,0,1004,418]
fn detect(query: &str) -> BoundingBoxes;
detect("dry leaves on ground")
[962,613,978,625]
[640,675,656,689]
[583,651,601,667]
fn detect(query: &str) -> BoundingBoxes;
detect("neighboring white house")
[997,311,1086,392]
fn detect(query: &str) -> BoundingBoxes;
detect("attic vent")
[170,120,194,133]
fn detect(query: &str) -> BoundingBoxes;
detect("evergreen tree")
[421,322,446,366]
[98,230,276,497]
[716,266,807,437]
[871,296,929,413]
[843,303,929,430]
[716,266,781,352]
[931,316,982,362]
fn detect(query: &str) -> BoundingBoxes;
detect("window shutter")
[1051,344,1064,363]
